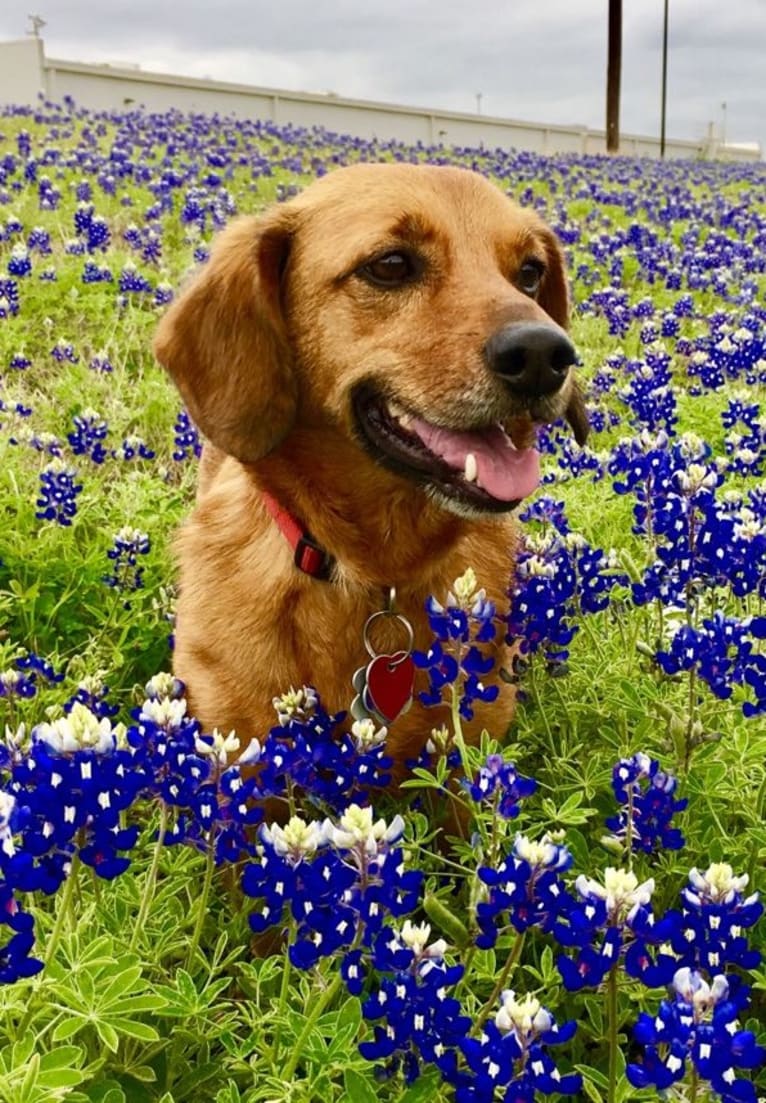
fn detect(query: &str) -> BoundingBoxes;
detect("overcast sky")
[2,1,764,154]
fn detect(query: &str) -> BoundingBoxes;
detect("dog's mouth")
[352,385,541,513]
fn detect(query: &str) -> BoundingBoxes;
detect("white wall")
[0,37,760,162]
[0,38,46,108]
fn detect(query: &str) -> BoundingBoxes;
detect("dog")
[153,162,587,774]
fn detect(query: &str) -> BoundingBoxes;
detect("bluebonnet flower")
[0,883,43,983]
[617,348,678,434]
[165,726,263,864]
[243,805,420,970]
[3,704,142,889]
[466,755,537,820]
[172,410,202,461]
[37,177,60,210]
[507,529,625,669]
[554,868,679,991]
[82,260,113,284]
[413,569,500,721]
[359,920,468,1084]
[104,527,150,592]
[50,339,79,364]
[254,689,392,811]
[669,864,763,974]
[116,434,155,461]
[64,675,119,720]
[26,226,51,254]
[86,214,110,252]
[0,669,37,704]
[89,352,113,373]
[68,408,109,463]
[126,673,261,864]
[605,752,687,854]
[9,354,31,370]
[519,496,569,533]
[655,612,765,706]
[0,278,20,319]
[73,200,94,236]
[442,991,581,1102]
[7,244,32,277]
[476,832,574,949]
[118,261,152,294]
[28,431,63,457]
[125,677,207,808]
[627,968,765,1101]
[35,459,83,525]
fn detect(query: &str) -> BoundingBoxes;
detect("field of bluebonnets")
[0,95,765,1103]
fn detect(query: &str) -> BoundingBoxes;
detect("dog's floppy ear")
[538,227,590,446]
[153,208,297,462]
[537,227,569,331]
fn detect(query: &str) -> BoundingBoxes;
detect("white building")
[0,36,760,162]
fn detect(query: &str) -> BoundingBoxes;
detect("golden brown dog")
[154,163,587,771]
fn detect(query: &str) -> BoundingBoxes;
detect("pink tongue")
[409,418,540,501]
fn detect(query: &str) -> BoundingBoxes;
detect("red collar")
[261,491,334,581]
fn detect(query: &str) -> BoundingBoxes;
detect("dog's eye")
[360,251,417,288]
[517,260,544,297]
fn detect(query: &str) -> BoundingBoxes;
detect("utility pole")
[660,0,669,158]
[476,92,483,115]
[606,0,622,153]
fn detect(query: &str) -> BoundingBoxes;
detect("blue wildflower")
[35,460,83,526]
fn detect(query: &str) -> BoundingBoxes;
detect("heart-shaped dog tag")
[365,651,415,724]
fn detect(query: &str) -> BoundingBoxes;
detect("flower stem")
[607,964,619,1103]
[684,665,698,772]
[264,936,294,1071]
[185,834,216,970]
[283,971,343,1081]
[45,850,81,968]
[689,1065,699,1102]
[130,803,168,953]
[475,929,526,1029]
[15,851,81,1039]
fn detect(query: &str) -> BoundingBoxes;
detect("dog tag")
[350,665,374,722]
[351,595,416,727]
[364,651,415,724]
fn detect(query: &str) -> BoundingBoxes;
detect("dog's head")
[154,163,588,516]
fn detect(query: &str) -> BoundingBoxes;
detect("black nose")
[485,322,577,399]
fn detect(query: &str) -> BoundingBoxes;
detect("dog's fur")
[154,163,585,771]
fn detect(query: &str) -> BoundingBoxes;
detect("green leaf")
[342,1069,377,1103]
[126,1067,156,1085]
[83,1079,126,1102]
[39,1047,84,1072]
[107,1018,160,1043]
[112,994,168,1014]
[51,1017,86,1043]
[423,893,471,947]
[99,965,144,1008]
[19,1052,40,1103]
[399,1068,443,1102]
[176,969,197,1001]
[94,1020,120,1053]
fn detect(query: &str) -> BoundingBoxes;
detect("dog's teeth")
[387,400,406,419]
[464,452,478,482]
[399,413,412,430]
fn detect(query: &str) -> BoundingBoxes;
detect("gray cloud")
[1,0,763,152]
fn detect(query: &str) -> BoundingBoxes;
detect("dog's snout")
[485,323,577,399]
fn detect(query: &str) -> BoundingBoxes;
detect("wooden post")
[606,0,622,153]
[660,0,669,158]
